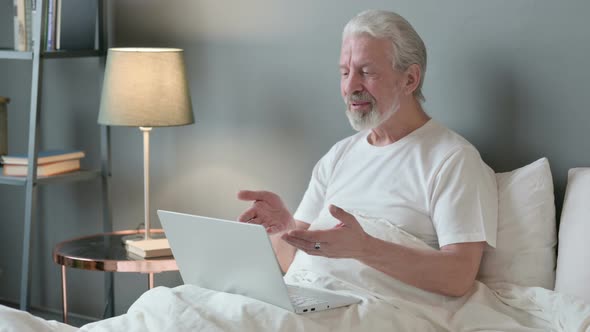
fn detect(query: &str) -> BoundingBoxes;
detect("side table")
[53,229,178,323]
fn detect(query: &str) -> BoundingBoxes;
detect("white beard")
[345,92,401,132]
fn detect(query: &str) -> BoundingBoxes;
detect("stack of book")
[125,238,173,259]
[0,149,84,177]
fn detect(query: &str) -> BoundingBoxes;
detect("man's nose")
[343,72,363,95]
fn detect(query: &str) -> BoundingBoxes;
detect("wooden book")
[0,150,85,165]
[2,158,80,177]
[125,238,172,258]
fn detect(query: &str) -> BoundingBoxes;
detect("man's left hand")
[281,204,371,259]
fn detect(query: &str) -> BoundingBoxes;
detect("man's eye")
[362,71,371,75]
[341,72,349,77]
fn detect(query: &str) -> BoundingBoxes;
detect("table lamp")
[98,48,194,243]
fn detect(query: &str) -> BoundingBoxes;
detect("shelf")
[0,49,106,60]
[42,50,106,59]
[0,169,101,186]
[0,173,27,185]
[0,50,34,60]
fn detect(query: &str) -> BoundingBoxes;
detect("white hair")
[343,10,427,103]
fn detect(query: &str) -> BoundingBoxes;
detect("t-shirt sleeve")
[293,152,334,224]
[430,146,498,248]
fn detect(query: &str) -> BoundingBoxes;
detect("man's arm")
[271,220,310,273]
[359,239,484,297]
[283,205,485,297]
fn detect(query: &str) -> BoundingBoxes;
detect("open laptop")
[157,210,360,314]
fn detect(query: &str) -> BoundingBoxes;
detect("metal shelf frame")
[0,169,101,186]
[0,0,113,315]
[0,50,34,60]
[0,50,107,60]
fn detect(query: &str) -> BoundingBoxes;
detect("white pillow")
[555,168,590,302]
[477,157,557,289]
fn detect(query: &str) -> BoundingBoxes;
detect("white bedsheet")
[2,215,589,332]
[78,215,590,332]
[0,305,76,332]
[73,278,589,332]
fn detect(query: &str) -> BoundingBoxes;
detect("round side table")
[53,229,178,324]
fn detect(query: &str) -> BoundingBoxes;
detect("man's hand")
[237,190,296,234]
[281,204,370,259]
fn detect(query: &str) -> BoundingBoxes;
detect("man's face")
[339,34,402,131]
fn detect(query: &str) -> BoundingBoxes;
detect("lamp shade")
[98,48,194,127]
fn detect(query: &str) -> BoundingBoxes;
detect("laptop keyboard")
[287,286,326,307]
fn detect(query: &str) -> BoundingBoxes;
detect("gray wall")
[1,0,589,319]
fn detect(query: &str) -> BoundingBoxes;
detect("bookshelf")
[0,0,113,315]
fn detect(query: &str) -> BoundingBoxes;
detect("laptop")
[157,210,361,314]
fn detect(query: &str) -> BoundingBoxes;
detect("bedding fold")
[77,215,590,331]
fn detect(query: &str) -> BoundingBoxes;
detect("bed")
[1,158,589,331]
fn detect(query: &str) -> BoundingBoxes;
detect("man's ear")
[403,64,421,96]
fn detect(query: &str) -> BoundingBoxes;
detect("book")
[125,239,173,258]
[2,158,80,176]
[13,0,27,51]
[45,0,57,50]
[0,149,84,165]
[25,0,32,51]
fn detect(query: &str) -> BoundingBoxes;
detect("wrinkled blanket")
[2,215,589,331]
[78,215,590,331]
[0,305,76,332]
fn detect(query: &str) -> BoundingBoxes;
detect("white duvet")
[2,216,590,331]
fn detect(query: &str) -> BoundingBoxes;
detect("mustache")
[347,91,375,104]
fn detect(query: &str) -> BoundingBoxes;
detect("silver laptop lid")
[157,210,294,311]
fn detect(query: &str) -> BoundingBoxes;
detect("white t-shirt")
[293,120,497,249]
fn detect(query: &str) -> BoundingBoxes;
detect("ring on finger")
[314,242,321,250]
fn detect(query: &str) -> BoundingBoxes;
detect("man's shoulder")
[424,120,466,143]
[423,120,479,153]
[417,120,487,169]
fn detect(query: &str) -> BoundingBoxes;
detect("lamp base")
[121,232,167,245]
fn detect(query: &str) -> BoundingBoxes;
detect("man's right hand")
[237,190,296,235]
